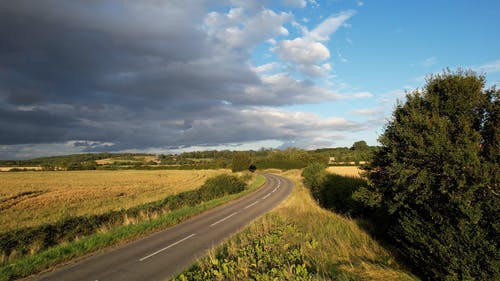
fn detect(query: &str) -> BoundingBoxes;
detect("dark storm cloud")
[0,1,362,158]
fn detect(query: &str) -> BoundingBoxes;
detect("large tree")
[361,70,499,280]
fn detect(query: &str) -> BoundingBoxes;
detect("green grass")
[173,170,418,281]
[0,174,265,281]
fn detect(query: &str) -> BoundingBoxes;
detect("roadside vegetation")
[0,172,264,281]
[173,170,417,281]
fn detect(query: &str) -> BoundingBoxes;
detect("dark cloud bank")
[0,1,363,159]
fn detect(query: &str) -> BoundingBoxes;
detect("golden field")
[0,169,229,232]
[326,166,363,177]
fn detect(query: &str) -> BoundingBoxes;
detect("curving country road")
[32,173,293,281]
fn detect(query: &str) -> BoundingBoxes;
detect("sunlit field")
[326,166,363,177]
[0,170,229,232]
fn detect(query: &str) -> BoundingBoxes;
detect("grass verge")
[0,174,265,281]
[173,170,418,281]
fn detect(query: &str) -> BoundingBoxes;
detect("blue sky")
[0,0,499,159]
[258,0,500,145]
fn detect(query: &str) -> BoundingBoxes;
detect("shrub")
[199,174,246,198]
[359,70,499,280]
[301,163,327,200]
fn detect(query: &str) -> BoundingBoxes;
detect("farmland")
[0,169,229,232]
[326,166,363,177]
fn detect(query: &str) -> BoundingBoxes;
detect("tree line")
[1,144,377,171]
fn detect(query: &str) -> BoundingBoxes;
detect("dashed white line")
[262,193,271,200]
[244,201,259,209]
[210,212,238,227]
[272,187,277,193]
[139,233,196,262]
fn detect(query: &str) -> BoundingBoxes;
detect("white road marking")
[262,193,271,200]
[244,200,259,209]
[210,212,238,227]
[272,187,277,193]
[139,233,196,262]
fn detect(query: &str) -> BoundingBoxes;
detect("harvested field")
[326,166,363,177]
[0,169,229,232]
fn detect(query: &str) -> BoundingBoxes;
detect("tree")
[350,140,368,150]
[248,164,257,173]
[360,70,499,280]
[231,152,251,172]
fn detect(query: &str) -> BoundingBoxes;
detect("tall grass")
[173,170,417,281]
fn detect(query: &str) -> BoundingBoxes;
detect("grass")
[173,170,418,281]
[0,174,265,281]
[0,169,228,232]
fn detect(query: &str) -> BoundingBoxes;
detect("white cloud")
[283,0,307,8]
[350,108,382,116]
[475,59,500,73]
[204,8,291,50]
[298,63,332,77]
[252,62,281,73]
[306,10,355,42]
[275,10,355,77]
[277,38,330,65]
[420,56,438,67]
[241,72,342,105]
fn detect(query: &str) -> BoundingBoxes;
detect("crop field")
[0,169,229,232]
[326,166,363,177]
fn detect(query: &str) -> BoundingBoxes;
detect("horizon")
[1,1,499,160]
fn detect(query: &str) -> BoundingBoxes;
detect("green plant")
[301,162,327,200]
[359,70,499,280]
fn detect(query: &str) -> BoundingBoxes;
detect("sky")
[0,0,499,159]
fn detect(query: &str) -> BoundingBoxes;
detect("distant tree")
[248,164,257,173]
[350,140,368,150]
[231,152,251,172]
[359,70,499,280]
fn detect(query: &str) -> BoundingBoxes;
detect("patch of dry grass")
[0,169,229,232]
[277,170,416,280]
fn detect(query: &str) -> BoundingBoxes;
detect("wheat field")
[326,166,363,177]
[0,169,229,232]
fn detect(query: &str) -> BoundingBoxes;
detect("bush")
[301,163,327,200]
[318,174,367,216]
[359,70,499,280]
[302,163,367,216]
[199,174,246,198]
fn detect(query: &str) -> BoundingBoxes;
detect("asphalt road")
[32,173,294,281]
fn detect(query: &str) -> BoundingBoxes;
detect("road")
[32,173,293,281]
